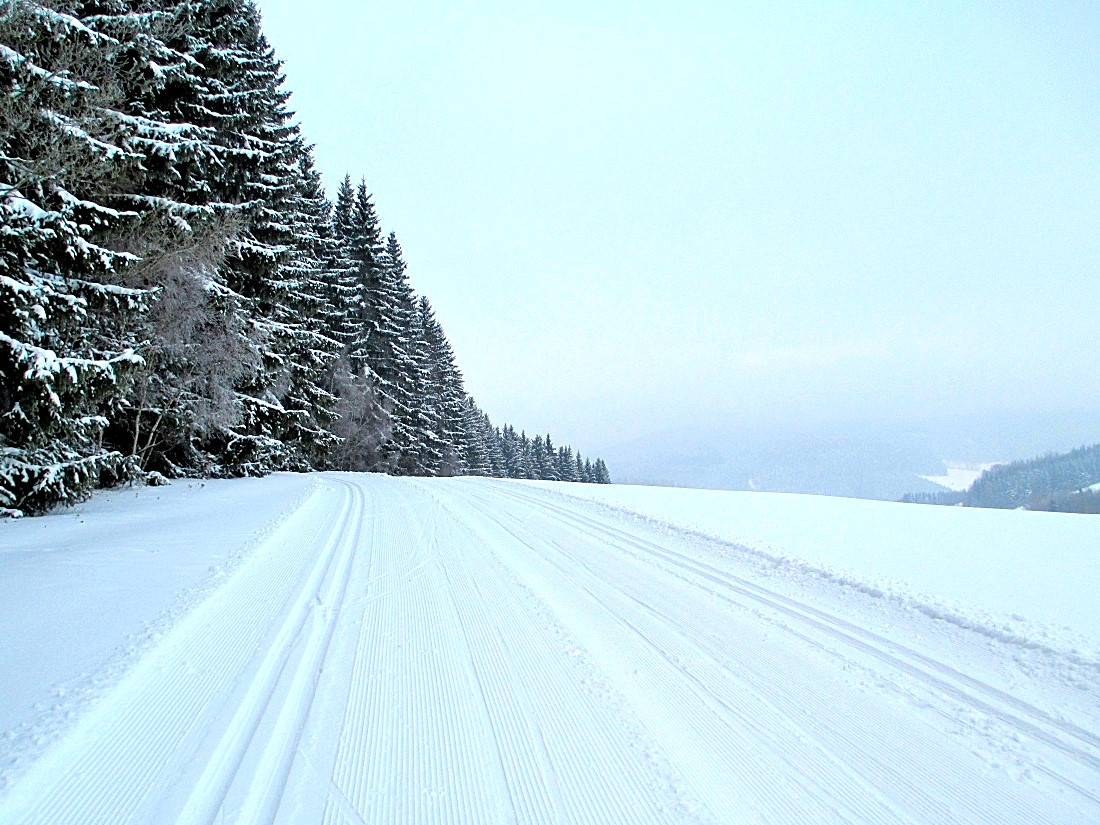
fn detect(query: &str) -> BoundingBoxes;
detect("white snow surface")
[523,479,1100,658]
[919,461,1001,491]
[0,474,320,777]
[1,473,1098,824]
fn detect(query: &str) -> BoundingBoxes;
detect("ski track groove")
[1,478,360,825]
[432,514,671,825]
[484,482,1100,766]
[178,478,365,825]
[233,480,366,824]
[442,483,887,824]
[443,480,1097,823]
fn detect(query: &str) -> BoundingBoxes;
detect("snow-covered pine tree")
[417,296,466,475]
[558,446,576,481]
[377,231,419,472]
[70,0,252,481]
[499,423,518,478]
[542,433,560,480]
[269,145,342,469]
[461,396,490,476]
[0,1,154,514]
[575,452,587,482]
[518,431,537,479]
[345,181,384,386]
[189,1,304,476]
[330,177,391,470]
[531,434,548,480]
[89,0,300,479]
[594,458,611,484]
[326,174,362,350]
[484,417,505,477]
[412,296,445,475]
[401,293,438,474]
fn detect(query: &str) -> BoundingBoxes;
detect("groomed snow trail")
[1,473,1097,824]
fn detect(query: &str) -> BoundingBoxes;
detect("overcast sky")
[256,0,1099,452]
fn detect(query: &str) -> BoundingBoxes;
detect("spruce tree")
[331,178,391,470]
[501,424,520,478]
[417,297,467,475]
[0,1,152,513]
[461,397,490,476]
[558,446,576,481]
[542,434,560,480]
[484,418,505,477]
[377,232,419,472]
[326,174,361,349]
[269,146,342,469]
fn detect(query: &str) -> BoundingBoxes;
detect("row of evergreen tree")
[0,0,609,516]
[963,444,1100,510]
[901,443,1100,513]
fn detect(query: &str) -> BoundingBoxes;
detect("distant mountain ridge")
[604,414,1100,502]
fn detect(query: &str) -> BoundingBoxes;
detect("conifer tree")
[484,418,505,477]
[542,434,559,480]
[501,424,520,478]
[461,397,490,476]
[326,174,361,349]
[558,446,576,481]
[418,297,466,475]
[404,294,439,474]
[269,147,342,469]
[377,231,419,472]
[0,1,152,513]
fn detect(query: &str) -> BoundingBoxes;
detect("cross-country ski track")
[1,473,1097,824]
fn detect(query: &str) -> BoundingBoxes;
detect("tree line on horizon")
[901,443,1100,514]
[0,0,609,516]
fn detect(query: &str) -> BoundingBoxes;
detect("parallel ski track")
[2,477,364,825]
[428,495,710,825]
[442,480,1099,823]
[320,479,708,825]
[480,482,1100,771]
[439,484,926,824]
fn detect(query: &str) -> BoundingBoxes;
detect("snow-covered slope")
[521,479,1100,658]
[1,474,1097,824]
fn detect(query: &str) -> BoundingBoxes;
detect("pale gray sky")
[257,0,1099,455]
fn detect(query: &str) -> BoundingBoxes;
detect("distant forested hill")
[903,443,1100,513]
[965,444,1100,511]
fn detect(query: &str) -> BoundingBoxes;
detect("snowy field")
[1,473,1098,824]
[520,479,1100,658]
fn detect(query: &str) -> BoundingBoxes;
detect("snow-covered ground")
[522,479,1100,659]
[1,474,1098,824]
[0,474,321,783]
[919,461,1001,491]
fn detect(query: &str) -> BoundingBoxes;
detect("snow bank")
[515,480,1100,657]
